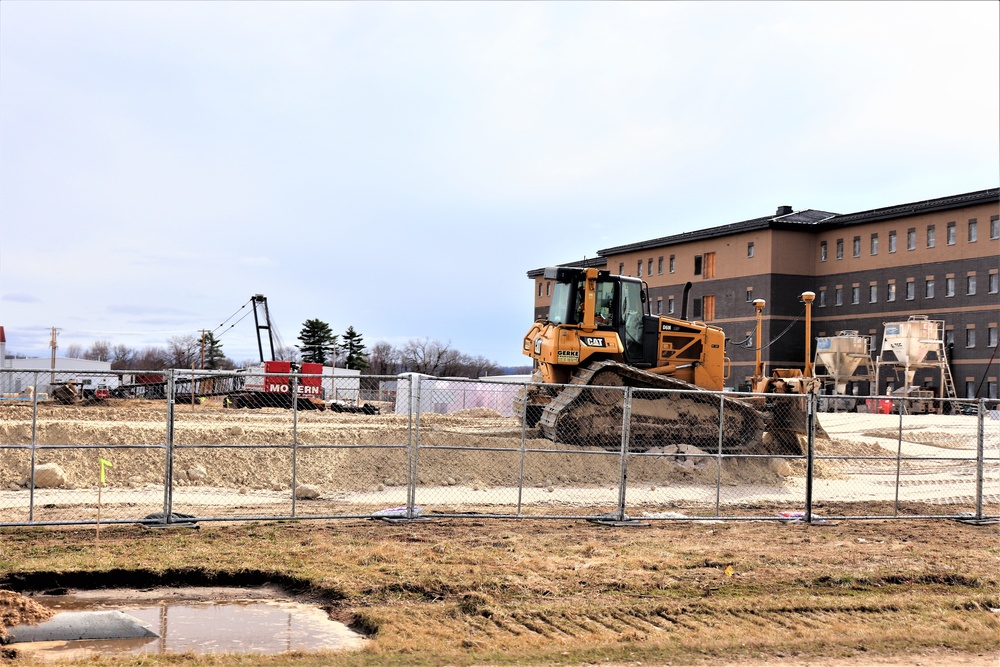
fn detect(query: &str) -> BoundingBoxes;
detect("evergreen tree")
[339,326,369,370]
[200,332,227,370]
[297,319,337,365]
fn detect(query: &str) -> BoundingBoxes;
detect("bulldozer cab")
[540,267,646,364]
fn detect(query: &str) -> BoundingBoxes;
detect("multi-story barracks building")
[528,187,999,400]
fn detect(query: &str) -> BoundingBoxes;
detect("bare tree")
[135,347,167,370]
[110,344,137,370]
[274,345,301,363]
[165,335,199,368]
[400,338,455,375]
[64,344,84,359]
[85,340,112,362]
[365,341,401,375]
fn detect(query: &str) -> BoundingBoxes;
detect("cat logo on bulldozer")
[580,337,606,347]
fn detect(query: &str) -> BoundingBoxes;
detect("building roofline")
[595,187,998,257]
[820,187,999,227]
[526,256,606,278]
[596,210,837,256]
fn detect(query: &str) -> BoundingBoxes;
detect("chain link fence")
[1,368,996,526]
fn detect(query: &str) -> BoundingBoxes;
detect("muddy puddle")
[7,586,366,659]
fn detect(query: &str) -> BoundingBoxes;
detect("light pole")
[753,298,766,385]
[801,291,815,377]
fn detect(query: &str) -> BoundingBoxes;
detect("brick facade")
[528,189,1000,399]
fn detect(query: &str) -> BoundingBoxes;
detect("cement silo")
[874,316,956,400]
[813,331,874,397]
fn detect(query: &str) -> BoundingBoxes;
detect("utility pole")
[50,327,60,384]
[199,330,209,370]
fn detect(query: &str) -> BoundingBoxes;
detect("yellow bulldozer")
[518,266,818,454]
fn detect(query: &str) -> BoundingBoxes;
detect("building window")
[667,297,675,314]
[988,380,998,401]
[907,228,916,250]
[746,288,753,302]
[851,286,860,304]
[694,255,703,276]
[927,225,936,248]
[818,290,827,307]
[887,283,896,302]
[703,295,716,321]
[870,234,878,255]
[836,239,844,260]
[669,255,675,273]
[991,215,999,239]
[853,236,861,257]
[648,259,654,276]
[537,282,543,297]
[704,252,716,279]
[546,282,551,296]
[947,221,956,245]
[988,326,998,349]
[925,279,935,299]
[990,272,999,294]
[968,219,977,242]
[869,285,877,303]
[820,241,828,261]
[747,242,754,258]
[658,257,664,274]
[905,280,915,300]
[966,328,975,348]
[835,287,843,306]
[656,298,663,315]
[945,277,955,297]
[888,230,897,253]
[692,297,703,319]
[946,330,955,347]
[637,260,642,278]
[966,381,976,399]
[619,262,624,275]
[967,275,976,295]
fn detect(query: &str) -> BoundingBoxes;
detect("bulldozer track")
[535,360,765,453]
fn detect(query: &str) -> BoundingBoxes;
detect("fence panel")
[1,368,996,526]
[0,369,168,525]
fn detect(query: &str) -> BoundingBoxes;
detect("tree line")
[37,321,524,378]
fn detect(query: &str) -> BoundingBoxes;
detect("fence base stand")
[140,512,199,529]
[587,514,650,527]
[953,516,999,526]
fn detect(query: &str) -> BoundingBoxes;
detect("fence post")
[975,398,985,521]
[291,372,299,518]
[893,398,904,517]
[407,376,421,520]
[516,379,529,517]
[616,387,632,522]
[715,393,725,517]
[805,392,816,524]
[163,369,175,525]
[28,371,40,524]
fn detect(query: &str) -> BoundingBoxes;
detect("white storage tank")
[814,331,872,395]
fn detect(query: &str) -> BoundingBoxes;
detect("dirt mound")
[0,590,55,638]
[0,401,793,493]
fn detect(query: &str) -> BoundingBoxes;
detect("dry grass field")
[1,399,998,665]
[2,517,998,666]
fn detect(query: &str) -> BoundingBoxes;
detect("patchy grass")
[2,519,998,665]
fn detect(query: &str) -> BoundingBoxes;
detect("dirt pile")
[1,401,800,493]
[0,591,54,638]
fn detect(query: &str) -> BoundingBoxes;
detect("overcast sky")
[1,1,997,367]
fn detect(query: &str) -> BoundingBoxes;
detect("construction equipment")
[518,266,816,454]
[222,295,327,410]
[813,331,875,412]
